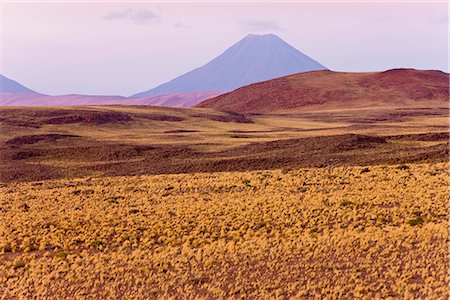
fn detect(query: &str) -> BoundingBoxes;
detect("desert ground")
[0,101,448,298]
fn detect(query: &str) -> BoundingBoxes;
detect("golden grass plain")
[1,104,448,183]
[0,104,447,151]
[1,162,448,299]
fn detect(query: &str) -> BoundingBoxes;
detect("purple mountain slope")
[0,74,37,94]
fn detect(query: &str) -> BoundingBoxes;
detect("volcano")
[131,34,326,98]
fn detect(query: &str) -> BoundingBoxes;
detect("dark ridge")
[164,130,199,133]
[2,150,37,160]
[0,162,62,183]
[387,132,449,142]
[220,134,387,155]
[40,144,156,162]
[0,118,42,128]
[44,111,133,125]
[135,114,185,122]
[5,134,81,146]
[194,113,253,123]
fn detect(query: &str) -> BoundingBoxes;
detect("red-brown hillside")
[195,69,449,114]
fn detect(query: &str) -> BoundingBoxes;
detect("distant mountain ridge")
[0,91,222,107]
[0,72,222,107]
[131,34,326,97]
[0,74,37,94]
[195,69,450,113]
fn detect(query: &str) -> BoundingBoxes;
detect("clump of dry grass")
[0,163,448,299]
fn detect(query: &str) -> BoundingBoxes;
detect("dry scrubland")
[0,163,448,299]
[1,105,448,183]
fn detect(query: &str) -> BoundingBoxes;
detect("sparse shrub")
[124,187,139,193]
[128,208,140,214]
[360,167,370,174]
[340,200,354,207]
[258,173,272,181]
[13,262,25,270]
[254,221,266,229]
[407,217,424,226]
[55,252,68,260]
[105,195,124,204]
[309,227,319,234]
[162,186,175,196]
[90,240,103,249]
[83,189,94,196]
[412,211,422,217]
[24,245,36,253]
[19,203,30,212]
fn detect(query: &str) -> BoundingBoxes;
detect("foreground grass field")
[1,163,447,299]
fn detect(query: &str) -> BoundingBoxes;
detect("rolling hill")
[0,91,222,107]
[131,34,326,97]
[195,69,449,114]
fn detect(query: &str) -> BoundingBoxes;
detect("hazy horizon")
[1,1,448,96]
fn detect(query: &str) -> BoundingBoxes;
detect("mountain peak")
[131,34,326,98]
[243,33,279,39]
[239,33,285,45]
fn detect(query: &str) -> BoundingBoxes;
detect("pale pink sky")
[1,1,448,96]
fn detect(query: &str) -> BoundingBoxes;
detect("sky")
[1,1,448,96]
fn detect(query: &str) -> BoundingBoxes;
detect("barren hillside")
[196,69,449,113]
